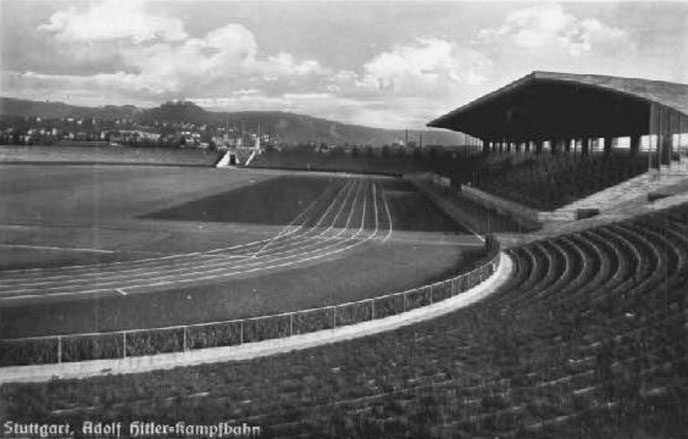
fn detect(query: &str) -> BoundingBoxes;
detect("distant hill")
[139,101,212,126]
[1,97,466,146]
[0,97,140,121]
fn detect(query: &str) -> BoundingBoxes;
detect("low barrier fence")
[0,238,501,367]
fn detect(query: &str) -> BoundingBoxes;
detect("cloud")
[32,5,328,100]
[39,0,187,43]
[476,3,632,58]
[354,37,492,97]
[3,1,659,130]
[126,24,260,94]
[5,14,492,129]
[468,2,641,91]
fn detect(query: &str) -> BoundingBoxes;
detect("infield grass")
[142,175,336,226]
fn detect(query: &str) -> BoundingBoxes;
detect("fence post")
[333,307,337,328]
[240,321,244,345]
[57,336,62,364]
[122,332,127,359]
[371,299,375,320]
[290,313,294,336]
[403,292,407,312]
[430,285,434,304]
[183,327,187,352]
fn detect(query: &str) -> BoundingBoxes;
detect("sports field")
[0,162,483,339]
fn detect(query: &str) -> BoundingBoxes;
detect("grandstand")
[429,71,688,220]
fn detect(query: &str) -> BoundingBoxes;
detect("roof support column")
[680,115,687,158]
[650,103,659,169]
[550,139,559,155]
[604,137,613,156]
[564,139,572,153]
[581,137,590,157]
[630,134,641,156]
[678,117,684,158]
[535,139,543,155]
[524,141,531,153]
[669,110,678,162]
[659,106,672,166]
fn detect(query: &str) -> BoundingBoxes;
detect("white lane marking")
[2,217,376,302]
[0,179,350,283]
[251,178,353,258]
[0,244,116,254]
[0,179,376,300]
[0,179,348,277]
[372,181,380,234]
[2,179,393,303]
[1,224,376,302]
[0,182,361,294]
[381,186,394,242]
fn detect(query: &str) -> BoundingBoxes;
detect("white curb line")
[0,253,513,384]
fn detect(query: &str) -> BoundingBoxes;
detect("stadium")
[1,70,688,439]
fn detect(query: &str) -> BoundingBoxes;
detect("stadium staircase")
[244,149,258,166]
[215,148,260,168]
[215,150,231,167]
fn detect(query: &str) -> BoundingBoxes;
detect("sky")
[1,0,687,129]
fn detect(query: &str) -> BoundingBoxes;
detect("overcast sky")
[1,1,686,128]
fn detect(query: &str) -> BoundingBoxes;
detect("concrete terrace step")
[541,190,688,236]
[555,168,688,214]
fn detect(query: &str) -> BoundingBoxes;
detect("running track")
[0,178,394,304]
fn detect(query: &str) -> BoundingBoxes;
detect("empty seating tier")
[466,153,650,211]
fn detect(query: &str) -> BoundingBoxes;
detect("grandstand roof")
[428,71,688,140]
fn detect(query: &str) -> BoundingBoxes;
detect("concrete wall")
[409,172,584,226]
[408,177,485,236]
[460,185,584,222]
[459,185,552,224]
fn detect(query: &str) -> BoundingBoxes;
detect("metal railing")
[0,240,501,367]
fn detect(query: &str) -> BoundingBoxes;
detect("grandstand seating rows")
[463,153,650,211]
[5,202,687,438]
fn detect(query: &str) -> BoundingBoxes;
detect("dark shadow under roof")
[428,71,688,140]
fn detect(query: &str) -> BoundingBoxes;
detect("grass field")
[143,175,335,225]
[0,162,482,340]
[0,164,275,269]
[0,144,222,166]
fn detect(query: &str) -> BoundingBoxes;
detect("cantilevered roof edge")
[428,71,688,129]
